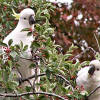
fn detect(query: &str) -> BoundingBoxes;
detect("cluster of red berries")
[75,85,85,91]
[3,46,11,60]
[3,46,11,54]
[39,48,46,57]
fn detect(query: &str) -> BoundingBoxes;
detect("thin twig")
[16,67,23,78]
[88,47,97,54]
[94,33,100,52]
[27,79,34,90]
[19,72,74,92]
[20,73,72,87]
[72,47,96,61]
[72,48,88,61]
[20,73,46,83]
[33,67,38,92]
[87,86,100,98]
[56,74,71,86]
[0,91,66,100]
[55,74,74,91]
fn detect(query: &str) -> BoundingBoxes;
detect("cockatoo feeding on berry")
[3,8,40,91]
[76,60,100,100]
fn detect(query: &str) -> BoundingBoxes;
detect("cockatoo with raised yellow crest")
[3,8,40,91]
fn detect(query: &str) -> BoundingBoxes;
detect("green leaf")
[0,40,7,47]
[20,41,23,49]
[31,41,40,48]
[46,68,51,80]
[40,86,46,92]
[25,86,31,92]
[46,28,54,33]
[35,24,43,32]
[81,61,90,67]
[42,9,50,19]
[57,76,64,85]
[21,28,29,32]
[8,60,12,68]
[23,45,28,51]
[64,54,72,59]
[42,49,50,59]
[15,44,20,49]
[43,28,54,35]
[8,39,13,46]
[10,51,18,58]
[36,8,41,19]
[27,32,32,36]
[3,70,9,82]
[0,70,3,81]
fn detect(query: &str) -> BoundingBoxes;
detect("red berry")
[80,85,84,91]
[75,85,79,89]
[2,24,6,28]
[8,56,11,60]
[13,21,17,25]
[40,48,45,50]
[71,75,75,79]
[5,48,11,53]
[3,6,7,11]
[42,54,46,57]
[42,39,46,42]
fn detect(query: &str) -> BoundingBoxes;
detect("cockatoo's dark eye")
[97,68,99,71]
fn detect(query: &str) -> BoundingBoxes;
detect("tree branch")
[94,33,100,52]
[19,72,74,92]
[20,73,73,89]
[0,91,66,100]
[55,74,74,91]
[72,47,96,61]
[87,85,100,98]
[20,73,46,83]
[56,74,71,85]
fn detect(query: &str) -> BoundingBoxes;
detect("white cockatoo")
[3,8,40,91]
[76,60,100,100]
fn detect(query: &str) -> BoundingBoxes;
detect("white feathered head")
[12,8,36,26]
[88,60,100,76]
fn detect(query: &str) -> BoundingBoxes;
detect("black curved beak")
[88,65,95,75]
[29,15,36,25]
